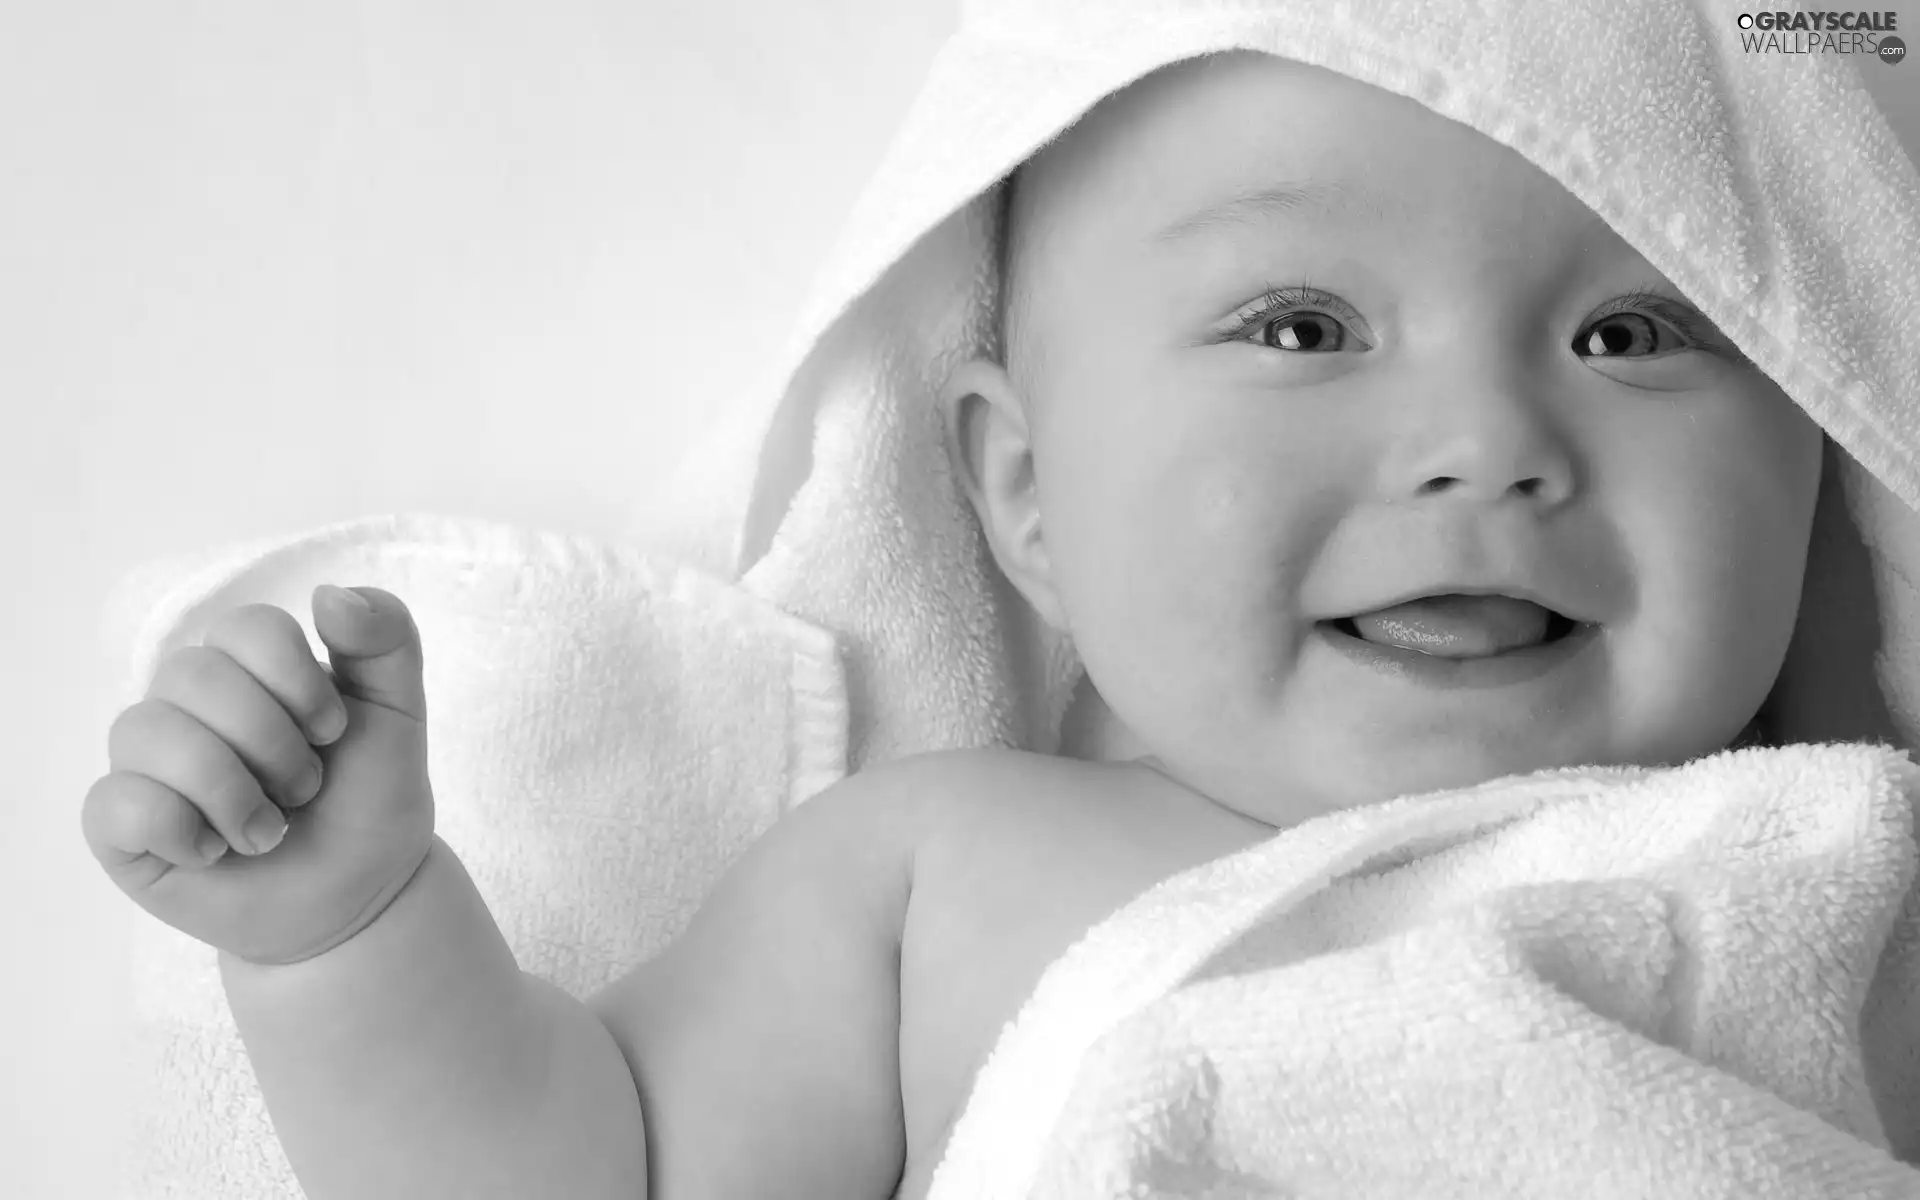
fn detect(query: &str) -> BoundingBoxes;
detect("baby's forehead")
[1003,53,1624,282]
[1008,58,1443,233]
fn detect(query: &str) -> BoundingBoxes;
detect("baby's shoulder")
[849,747,1257,904]
[842,745,1139,846]
[853,744,1108,792]
[797,747,1255,938]
[759,748,1107,896]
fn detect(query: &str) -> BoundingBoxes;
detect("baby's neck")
[1057,677,1152,764]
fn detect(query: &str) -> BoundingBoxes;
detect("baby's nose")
[1383,402,1577,508]
[1414,471,1564,503]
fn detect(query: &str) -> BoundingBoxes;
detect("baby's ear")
[940,358,1068,630]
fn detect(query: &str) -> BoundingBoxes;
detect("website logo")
[1735,10,1905,62]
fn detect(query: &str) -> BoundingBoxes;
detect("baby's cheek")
[1170,475,1269,599]
[1610,491,1797,757]
[1189,472,1248,534]
[1080,447,1307,642]
[1163,474,1304,656]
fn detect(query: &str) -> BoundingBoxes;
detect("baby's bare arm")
[221,837,649,1197]
[590,767,920,1197]
[223,764,920,1200]
[90,586,919,1198]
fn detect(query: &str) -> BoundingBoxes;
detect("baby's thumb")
[311,585,428,721]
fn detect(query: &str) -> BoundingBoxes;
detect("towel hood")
[658,0,1920,765]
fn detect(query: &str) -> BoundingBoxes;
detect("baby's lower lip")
[1314,618,1601,689]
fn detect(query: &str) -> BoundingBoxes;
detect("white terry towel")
[109,0,1920,1194]
[926,744,1920,1199]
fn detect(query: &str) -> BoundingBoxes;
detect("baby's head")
[943,50,1825,825]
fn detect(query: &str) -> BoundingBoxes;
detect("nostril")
[1419,476,1461,495]
[1512,477,1546,498]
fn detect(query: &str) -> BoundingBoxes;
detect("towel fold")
[927,744,1920,1199]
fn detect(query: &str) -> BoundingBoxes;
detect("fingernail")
[321,585,372,614]
[195,829,229,864]
[313,702,348,744]
[294,759,323,803]
[244,807,287,855]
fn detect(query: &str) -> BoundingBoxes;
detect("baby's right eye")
[1260,311,1351,352]
[1225,285,1373,353]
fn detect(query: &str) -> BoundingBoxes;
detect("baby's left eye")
[1573,312,1691,359]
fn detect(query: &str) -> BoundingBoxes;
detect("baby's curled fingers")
[106,699,289,857]
[83,770,232,871]
[147,645,326,810]
[200,603,348,746]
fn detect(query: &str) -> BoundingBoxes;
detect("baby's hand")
[82,586,435,966]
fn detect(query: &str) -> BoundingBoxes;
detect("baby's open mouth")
[1325,594,1580,659]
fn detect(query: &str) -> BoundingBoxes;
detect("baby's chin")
[1086,682,1753,825]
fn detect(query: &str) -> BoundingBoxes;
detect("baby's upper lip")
[1335,582,1599,624]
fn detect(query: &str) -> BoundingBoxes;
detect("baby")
[83,51,1834,1199]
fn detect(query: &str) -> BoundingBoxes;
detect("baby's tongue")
[1348,595,1552,658]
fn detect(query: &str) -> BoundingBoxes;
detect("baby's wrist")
[220,839,464,991]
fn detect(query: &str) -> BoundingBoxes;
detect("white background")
[2,4,1914,1196]
[3,3,955,1196]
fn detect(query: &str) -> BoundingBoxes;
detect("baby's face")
[950,51,1823,824]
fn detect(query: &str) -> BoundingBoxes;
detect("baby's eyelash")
[1590,288,1726,352]
[1223,282,1362,340]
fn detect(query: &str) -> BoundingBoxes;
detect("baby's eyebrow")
[1152,179,1402,244]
